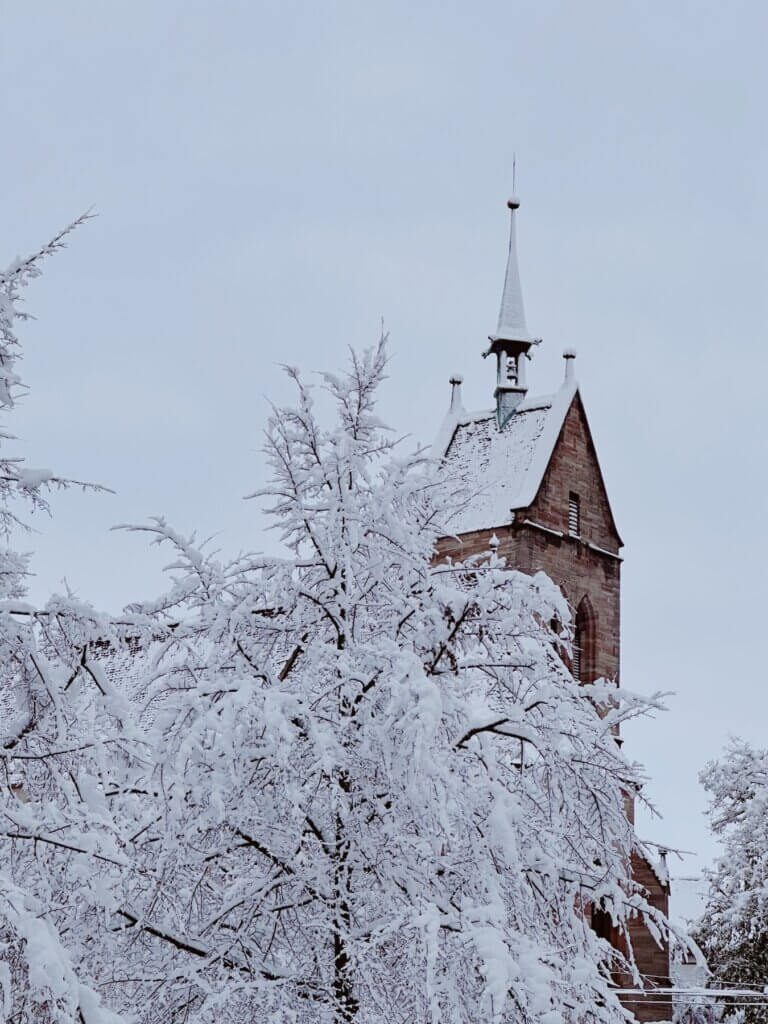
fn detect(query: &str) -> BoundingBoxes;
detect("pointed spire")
[491,197,530,344]
[486,196,538,428]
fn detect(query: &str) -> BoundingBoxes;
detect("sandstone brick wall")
[619,854,672,1023]
[529,393,621,553]
[437,524,621,683]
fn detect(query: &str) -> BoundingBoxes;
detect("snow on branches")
[0,219,133,1024]
[1,310,672,1022]
[0,212,108,537]
[695,741,768,1023]
[96,340,670,1023]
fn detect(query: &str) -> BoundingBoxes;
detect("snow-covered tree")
[695,740,768,1023]
[95,340,671,1023]
[0,220,132,1023]
[1,308,673,1022]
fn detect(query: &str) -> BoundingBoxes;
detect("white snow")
[16,467,54,489]
[0,327,671,1023]
[435,380,578,534]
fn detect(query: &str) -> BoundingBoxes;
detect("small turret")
[448,374,465,414]
[487,197,539,428]
[562,349,577,383]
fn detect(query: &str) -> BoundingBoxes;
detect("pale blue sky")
[2,0,767,877]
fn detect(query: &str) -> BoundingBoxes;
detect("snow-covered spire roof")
[490,197,531,344]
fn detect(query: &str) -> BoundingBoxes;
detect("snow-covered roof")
[433,379,578,535]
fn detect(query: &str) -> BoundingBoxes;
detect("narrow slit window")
[572,624,582,682]
[568,492,580,537]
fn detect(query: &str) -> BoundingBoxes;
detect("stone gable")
[528,392,621,552]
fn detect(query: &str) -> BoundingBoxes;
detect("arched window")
[573,597,596,683]
[590,905,614,943]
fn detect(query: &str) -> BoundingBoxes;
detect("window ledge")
[520,520,623,562]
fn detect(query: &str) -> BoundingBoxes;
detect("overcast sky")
[2,0,767,883]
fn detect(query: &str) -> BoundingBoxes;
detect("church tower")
[433,197,671,1023]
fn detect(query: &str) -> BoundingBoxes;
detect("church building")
[433,197,672,1023]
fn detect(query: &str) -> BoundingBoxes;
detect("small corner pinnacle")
[562,349,577,384]
[449,374,465,414]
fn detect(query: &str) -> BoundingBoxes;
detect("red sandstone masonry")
[621,855,672,1023]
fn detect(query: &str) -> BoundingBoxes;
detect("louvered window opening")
[572,628,582,682]
[568,492,580,537]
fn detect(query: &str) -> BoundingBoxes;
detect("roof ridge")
[434,380,579,534]
[508,380,577,509]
